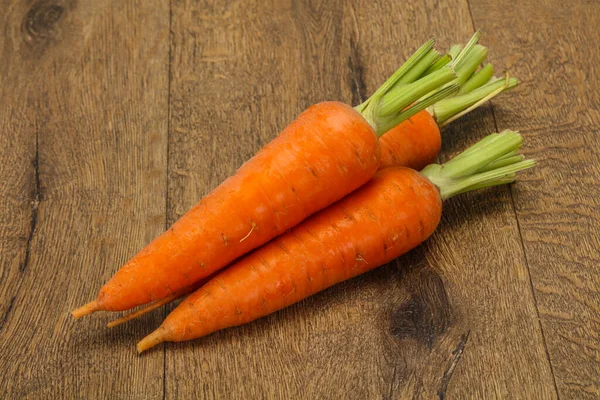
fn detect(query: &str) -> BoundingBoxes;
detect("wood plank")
[469,0,600,398]
[0,1,37,367]
[0,1,169,398]
[165,0,555,398]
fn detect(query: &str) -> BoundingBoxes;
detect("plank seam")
[507,186,560,398]
[163,0,174,399]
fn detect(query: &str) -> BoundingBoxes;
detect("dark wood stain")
[390,265,452,348]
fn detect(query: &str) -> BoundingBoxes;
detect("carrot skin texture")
[379,110,441,171]
[153,167,441,344]
[96,102,380,311]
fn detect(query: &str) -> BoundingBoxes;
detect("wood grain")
[0,1,170,398]
[469,0,600,398]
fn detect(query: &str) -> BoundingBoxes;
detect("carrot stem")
[417,32,485,107]
[401,34,517,132]
[479,154,525,171]
[355,38,458,136]
[397,49,441,85]
[379,67,457,117]
[421,130,535,200]
[459,64,494,94]
[382,82,459,133]
[433,76,519,126]
[448,44,462,60]
[454,45,488,86]
[355,39,435,114]
[424,54,452,75]
[449,31,481,71]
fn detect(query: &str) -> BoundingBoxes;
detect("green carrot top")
[421,130,535,200]
[355,39,459,136]
[356,31,519,135]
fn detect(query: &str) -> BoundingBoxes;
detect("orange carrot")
[138,131,535,352]
[73,39,459,317]
[107,41,518,327]
[379,109,442,171]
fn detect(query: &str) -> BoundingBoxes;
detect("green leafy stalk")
[479,154,525,171]
[356,39,458,137]
[454,44,488,85]
[449,31,481,71]
[355,39,435,114]
[379,67,457,117]
[448,45,462,60]
[356,32,518,138]
[397,49,441,85]
[431,76,519,127]
[377,82,459,134]
[421,131,535,200]
[424,54,452,75]
[459,64,494,94]
[422,32,483,100]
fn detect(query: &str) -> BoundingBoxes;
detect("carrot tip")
[106,319,124,329]
[71,300,101,319]
[137,327,168,354]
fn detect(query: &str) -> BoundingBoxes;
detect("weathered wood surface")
[470,0,600,398]
[0,0,597,398]
[0,1,170,398]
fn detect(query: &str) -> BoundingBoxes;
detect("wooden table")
[1,0,598,398]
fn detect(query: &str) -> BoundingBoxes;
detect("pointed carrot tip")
[106,319,121,329]
[137,327,168,354]
[72,300,102,319]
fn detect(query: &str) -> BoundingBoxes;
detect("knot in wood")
[22,1,66,44]
[390,266,452,349]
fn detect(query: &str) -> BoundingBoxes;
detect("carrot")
[109,35,520,327]
[72,39,459,318]
[137,131,535,352]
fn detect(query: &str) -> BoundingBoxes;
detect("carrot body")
[379,110,441,171]
[138,167,441,349]
[78,102,380,314]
